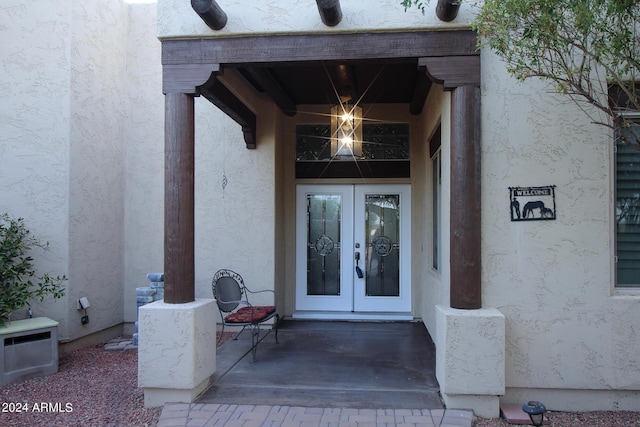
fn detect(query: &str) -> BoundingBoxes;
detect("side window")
[615,116,640,287]
[430,124,442,271]
[432,150,441,271]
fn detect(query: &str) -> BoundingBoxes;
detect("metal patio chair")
[211,269,279,361]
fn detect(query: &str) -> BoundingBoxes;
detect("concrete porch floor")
[198,319,443,409]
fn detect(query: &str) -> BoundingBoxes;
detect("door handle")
[355,252,364,278]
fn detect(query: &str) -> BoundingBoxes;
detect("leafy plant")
[474,0,639,146]
[401,0,429,14]
[402,0,640,148]
[0,213,66,326]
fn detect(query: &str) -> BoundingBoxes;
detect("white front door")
[295,184,411,315]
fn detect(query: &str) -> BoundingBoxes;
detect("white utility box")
[1,317,59,386]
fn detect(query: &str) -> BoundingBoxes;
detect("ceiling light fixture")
[331,103,362,159]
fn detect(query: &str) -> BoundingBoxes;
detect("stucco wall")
[418,86,451,334]
[193,101,277,304]
[0,0,72,331]
[66,0,128,341]
[156,0,474,38]
[481,49,640,406]
[122,3,164,326]
[194,71,278,312]
[1,0,145,341]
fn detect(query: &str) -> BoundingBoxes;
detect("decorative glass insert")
[296,125,332,161]
[362,123,409,160]
[364,194,400,297]
[296,123,409,161]
[306,194,342,295]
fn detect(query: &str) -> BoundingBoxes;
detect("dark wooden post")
[450,85,481,309]
[420,55,481,309]
[191,0,227,31]
[164,92,195,304]
[316,0,342,27]
[436,0,460,22]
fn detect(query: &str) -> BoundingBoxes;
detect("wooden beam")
[162,31,479,66]
[164,93,196,304]
[436,0,461,22]
[316,0,342,27]
[163,63,257,148]
[243,67,297,116]
[420,56,480,89]
[409,68,432,115]
[191,0,227,31]
[200,78,257,149]
[449,85,481,309]
[334,63,358,103]
[296,160,410,179]
[163,63,220,95]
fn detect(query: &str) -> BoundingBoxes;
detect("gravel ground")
[0,333,235,427]
[1,343,159,427]
[1,334,638,427]
[475,411,640,426]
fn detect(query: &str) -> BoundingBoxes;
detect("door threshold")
[292,311,414,321]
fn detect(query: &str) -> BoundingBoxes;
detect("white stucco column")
[436,305,505,418]
[138,299,217,407]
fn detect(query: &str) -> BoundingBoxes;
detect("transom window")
[296,123,409,161]
[295,123,410,179]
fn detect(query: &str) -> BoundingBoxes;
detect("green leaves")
[401,0,639,145]
[401,0,428,14]
[472,0,640,147]
[0,213,66,326]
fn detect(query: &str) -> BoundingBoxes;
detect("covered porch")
[199,320,441,409]
[139,1,505,418]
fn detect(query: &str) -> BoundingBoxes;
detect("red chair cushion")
[224,306,276,324]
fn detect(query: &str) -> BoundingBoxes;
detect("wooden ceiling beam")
[334,63,358,103]
[191,0,227,31]
[410,68,432,115]
[436,0,461,22]
[200,78,257,149]
[316,0,342,27]
[162,31,479,66]
[420,56,481,89]
[243,67,297,116]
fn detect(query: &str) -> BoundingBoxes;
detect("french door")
[295,184,411,314]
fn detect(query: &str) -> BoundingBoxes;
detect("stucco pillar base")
[440,394,500,419]
[436,305,505,418]
[138,299,216,407]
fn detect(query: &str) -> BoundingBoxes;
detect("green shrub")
[0,213,66,326]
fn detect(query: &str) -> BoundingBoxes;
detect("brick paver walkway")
[157,403,474,427]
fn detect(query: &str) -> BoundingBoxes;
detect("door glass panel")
[306,194,341,295]
[364,194,400,297]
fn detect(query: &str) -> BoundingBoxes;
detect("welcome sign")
[509,186,556,221]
